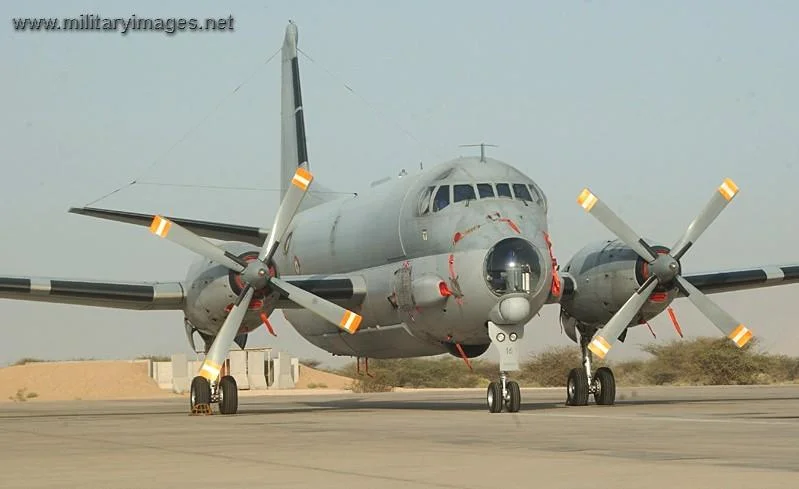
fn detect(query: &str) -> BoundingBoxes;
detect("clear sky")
[1,1,798,367]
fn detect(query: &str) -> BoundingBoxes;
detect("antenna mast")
[459,143,498,162]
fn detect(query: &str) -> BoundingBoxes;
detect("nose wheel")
[487,375,521,413]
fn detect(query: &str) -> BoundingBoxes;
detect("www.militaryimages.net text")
[11,14,234,35]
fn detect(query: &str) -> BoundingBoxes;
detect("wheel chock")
[190,403,213,416]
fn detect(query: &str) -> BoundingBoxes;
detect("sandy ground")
[0,360,177,402]
[0,360,355,402]
[294,364,354,390]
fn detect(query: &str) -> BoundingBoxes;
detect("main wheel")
[593,367,616,406]
[218,375,239,415]
[566,367,589,406]
[190,376,211,409]
[486,381,503,413]
[506,380,521,413]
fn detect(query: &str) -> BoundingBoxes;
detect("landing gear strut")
[190,374,239,415]
[486,321,523,413]
[566,330,616,406]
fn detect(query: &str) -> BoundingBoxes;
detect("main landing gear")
[190,374,239,415]
[565,331,616,406]
[486,321,523,413]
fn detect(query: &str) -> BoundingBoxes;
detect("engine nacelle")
[183,241,267,340]
[559,239,677,329]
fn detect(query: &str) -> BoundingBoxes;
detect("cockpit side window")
[529,183,547,210]
[477,183,495,198]
[418,186,434,215]
[453,184,476,203]
[432,185,450,212]
[512,183,534,202]
[496,183,512,198]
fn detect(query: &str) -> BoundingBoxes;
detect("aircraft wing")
[0,276,184,311]
[69,206,268,246]
[682,264,799,295]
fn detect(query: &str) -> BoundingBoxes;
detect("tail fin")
[280,21,308,201]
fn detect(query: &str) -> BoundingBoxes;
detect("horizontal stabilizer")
[0,276,185,311]
[69,207,267,245]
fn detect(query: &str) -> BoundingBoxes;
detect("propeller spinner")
[576,178,752,359]
[149,167,362,382]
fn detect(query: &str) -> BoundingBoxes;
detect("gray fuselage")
[183,156,556,359]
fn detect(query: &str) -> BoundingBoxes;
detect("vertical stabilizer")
[280,21,308,200]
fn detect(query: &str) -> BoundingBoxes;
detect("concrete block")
[247,350,267,389]
[171,353,189,394]
[291,357,299,383]
[228,350,249,389]
[188,360,203,379]
[154,362,173,390]
[273,351,295,389]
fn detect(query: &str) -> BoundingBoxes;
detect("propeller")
[576,178,752,359]
[150,166,362,382]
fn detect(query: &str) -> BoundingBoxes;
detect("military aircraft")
[2,22,798,415]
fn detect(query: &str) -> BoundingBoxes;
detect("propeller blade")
[197,286,255,383]
[577,188,658,262]
[269,277,362,334]
[667,306,684,338]
[150,215,246,273]
[670,178,739,260]
[588,276,659,359]
[675,276,753,348]
[259,167,313,264]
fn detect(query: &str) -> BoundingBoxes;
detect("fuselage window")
[512,183,534,202]
[418,186,434,215]
[453,184,477,203]
[433,185,450,212]
[477,183,495,198]
[496,183,512,198]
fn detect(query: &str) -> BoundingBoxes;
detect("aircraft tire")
[593,367,616,406]
[190,376,211,409]
[486,381,503,413]
[218,375,239,415]
[565,367,589,406]
[506,380,521,413]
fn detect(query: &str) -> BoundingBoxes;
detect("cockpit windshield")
[417,181,547,215]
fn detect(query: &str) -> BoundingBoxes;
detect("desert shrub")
[638,337,780,385]
[335,337,798,390]
[338,357,490,389]
[136,355,171,362]
[11,358,45,366]
[300,358,321,369]
[612,359,650,386]
[517,345,610,386]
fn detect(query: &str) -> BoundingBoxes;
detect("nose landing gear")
[486,321,524,413]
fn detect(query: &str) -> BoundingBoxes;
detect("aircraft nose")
[484,237,545,296]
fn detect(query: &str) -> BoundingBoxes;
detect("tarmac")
[1,384,798,489]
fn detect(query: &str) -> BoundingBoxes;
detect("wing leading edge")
[0,276,184,311]
[682,264,799,295]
